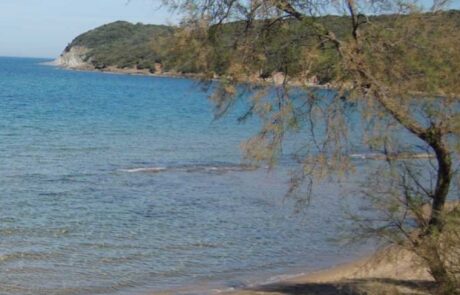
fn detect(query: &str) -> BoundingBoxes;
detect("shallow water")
[0,57,373,295]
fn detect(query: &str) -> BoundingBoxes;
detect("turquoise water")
[0,57,371,295]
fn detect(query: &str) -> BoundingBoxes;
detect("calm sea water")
[0,57,372,295]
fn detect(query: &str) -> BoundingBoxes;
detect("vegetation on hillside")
[65,21,173,71]
[64,10,460,83]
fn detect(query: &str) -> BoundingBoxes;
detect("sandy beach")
[225,245,434,295]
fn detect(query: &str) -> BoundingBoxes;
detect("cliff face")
[53,46,93,69]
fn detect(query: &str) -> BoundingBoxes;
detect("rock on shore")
[52,46,93,70]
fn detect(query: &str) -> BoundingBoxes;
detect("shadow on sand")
[244,278,435,294]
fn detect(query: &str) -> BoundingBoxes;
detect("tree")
[161,0,460,292]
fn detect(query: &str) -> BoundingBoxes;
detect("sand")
[228,245,435,295]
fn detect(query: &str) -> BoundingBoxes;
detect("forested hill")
[55,21,173,72]
[55,11,460,78]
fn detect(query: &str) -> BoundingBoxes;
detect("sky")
[0,0,458,58]
[0,0,177,58]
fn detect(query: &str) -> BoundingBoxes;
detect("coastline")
[43,60,205,81]
[226,245,434,295]
[151,245,434,295]
[227,201,460,295]
[47,58,331,89]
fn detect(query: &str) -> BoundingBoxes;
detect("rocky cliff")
[53,46,92,69]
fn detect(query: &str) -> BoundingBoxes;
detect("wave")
[120,167,167,173]
[349,152,434,160]
[121,153,434,175]
[120,163,259,174]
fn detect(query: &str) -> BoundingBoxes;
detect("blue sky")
[0,0,177,58]
[0,0,458,58]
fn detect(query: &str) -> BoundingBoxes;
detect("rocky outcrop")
[52,46,93,70]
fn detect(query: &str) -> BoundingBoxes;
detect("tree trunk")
[421,131,455,293]
[426,132,452,233]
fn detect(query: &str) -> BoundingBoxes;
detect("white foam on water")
[349,152,434,160]
[119,167,167,173]
[119,163,259,174]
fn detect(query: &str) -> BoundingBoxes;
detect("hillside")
[54,21,174,73]
[54,17,354,76]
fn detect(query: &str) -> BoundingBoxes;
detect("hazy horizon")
[0,0,176,59]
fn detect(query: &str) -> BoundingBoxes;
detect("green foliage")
[65,11,460,79]
[158,10,460,82]
[67,21,173,71]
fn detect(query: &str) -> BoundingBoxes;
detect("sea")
[0,57,374,295]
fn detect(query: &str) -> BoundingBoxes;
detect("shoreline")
[46,60,331,89]
[224,245,434,295]
[152,245,434,295]
[43,60,204,81]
